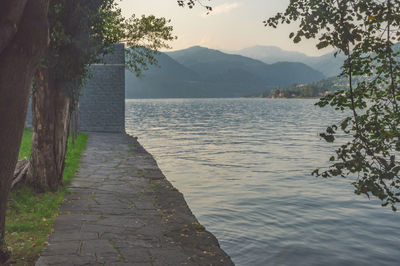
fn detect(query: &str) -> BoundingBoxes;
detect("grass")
[18,129,32,160]
[5,129,88,265]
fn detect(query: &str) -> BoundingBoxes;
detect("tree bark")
[11,158,30,190]
[0,0,49,262]
[28,66,71,192]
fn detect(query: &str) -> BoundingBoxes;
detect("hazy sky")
[119,0,330,56]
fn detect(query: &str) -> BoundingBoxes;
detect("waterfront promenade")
[36,133,233,266]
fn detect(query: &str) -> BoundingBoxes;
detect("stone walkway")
[36,133,233,266]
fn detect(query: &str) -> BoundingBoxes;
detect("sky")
[119,0,331,56]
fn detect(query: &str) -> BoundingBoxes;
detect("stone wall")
[78,43,125,132]
[25,43,126,133]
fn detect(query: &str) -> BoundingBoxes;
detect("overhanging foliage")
[267,0,400,211]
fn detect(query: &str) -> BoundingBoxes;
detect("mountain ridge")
[231,45,346,77]
[126,46,325,99]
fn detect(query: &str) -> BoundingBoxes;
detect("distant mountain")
[303,52,346,78]
[232,46,310,64]
[126,46,325,98]
[125,52,210,98]
[233,45,346,77]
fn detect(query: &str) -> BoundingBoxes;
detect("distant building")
[296,84,307,88]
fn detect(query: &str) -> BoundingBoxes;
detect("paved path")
[36,133,233,266]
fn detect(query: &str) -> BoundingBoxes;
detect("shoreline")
[129,133,234,265]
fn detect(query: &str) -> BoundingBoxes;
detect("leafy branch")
[267,0,400,211]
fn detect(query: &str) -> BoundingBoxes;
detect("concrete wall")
[26,43,126,133]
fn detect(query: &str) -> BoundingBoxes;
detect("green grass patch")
[6,130,88,265]
[63,135,88,186]
[18,129,32,160]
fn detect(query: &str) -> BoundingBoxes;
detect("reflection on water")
[126,98,399,266]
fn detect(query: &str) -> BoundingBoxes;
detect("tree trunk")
[0,0,49,262]
[11,158,30,190]
[28,66,71,192]
[70,108,78,146]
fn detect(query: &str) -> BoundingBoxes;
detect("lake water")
[125,98,399,266]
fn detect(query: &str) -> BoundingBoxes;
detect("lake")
[125,98,399,266]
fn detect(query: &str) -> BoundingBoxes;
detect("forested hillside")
[126,46,325,98]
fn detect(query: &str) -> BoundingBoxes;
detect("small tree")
[29,0,122,191]
[267,0,400,211]
[28,0,176,191]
